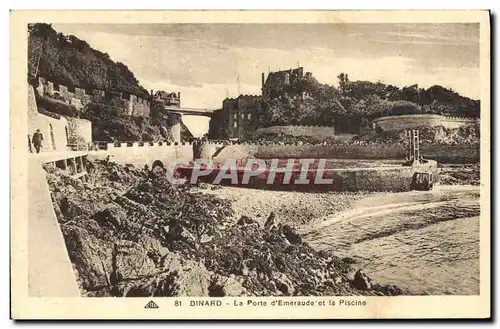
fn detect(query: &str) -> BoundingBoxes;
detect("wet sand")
[203,184,480,295]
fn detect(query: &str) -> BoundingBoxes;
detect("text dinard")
[187,299,367,307]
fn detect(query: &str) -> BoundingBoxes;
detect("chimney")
[177,92,180,99]
[261,72,265,89]
[150,89,153,96]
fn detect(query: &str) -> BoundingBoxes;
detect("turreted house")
[208,66,315,139]
[261,67,313,99]
[151,90,181,107]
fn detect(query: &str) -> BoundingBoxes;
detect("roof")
[155,90,178,99]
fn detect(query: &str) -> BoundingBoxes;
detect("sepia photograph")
[11,10,491,319]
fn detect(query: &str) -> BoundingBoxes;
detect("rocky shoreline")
[45,159,404,297]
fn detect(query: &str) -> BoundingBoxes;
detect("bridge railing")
[91,140,209,150]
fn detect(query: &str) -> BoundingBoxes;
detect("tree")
[337,73,349,94]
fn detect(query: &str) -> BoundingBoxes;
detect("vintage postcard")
[10,10,490,319]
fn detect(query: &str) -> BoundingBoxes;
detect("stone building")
[209,66,315,139]
[35,77,151,117]
[151,90,181,107]
[209,95,262,139]
[261,67,313,99]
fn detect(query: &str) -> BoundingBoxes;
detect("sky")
[52,23,480,136]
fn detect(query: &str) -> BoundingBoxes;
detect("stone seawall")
[373,114,478,131]
[212,143,407,163]
[36,77,151,117]
[209,142,479,164]
[255,125,336,139]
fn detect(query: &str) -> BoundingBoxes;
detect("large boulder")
[264,212,279,230]
[93,203,127,229]
[114,253,212,297]
[352,269,373,290]
[209,275,246,297]
[61,223,114,291]
[237,215,259,227]
[273,272,295,296]
[111,240,157,283]
[57,196,91,222]
[281,225,302,245]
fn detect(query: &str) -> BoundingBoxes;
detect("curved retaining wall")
[208,142,479,164]
[211,143,407,163]
[177,160,439,192]
[373,114,478,131]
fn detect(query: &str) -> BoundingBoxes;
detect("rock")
[264,212,279,230]
[352,269,372,290]
[48,157,405,297]
[61,223,114,291]
[111,240,157,283]
[180,226,197,244]
[58,196,90,221]
[341,257,357,265]
[237,215,259,226]
[209,275,246,297]
[113,257,212,297]
[137,235,170,267]
[109,169,122,182]
[273,272,295,296]
[281,225,302,244]
[93,203,126,228]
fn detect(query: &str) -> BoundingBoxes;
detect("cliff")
[28,23,149,99]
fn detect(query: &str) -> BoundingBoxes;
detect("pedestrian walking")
[32,129,44,154]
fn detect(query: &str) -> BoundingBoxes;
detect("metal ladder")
[406,129,420,163]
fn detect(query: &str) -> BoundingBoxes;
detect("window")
[233,121,237,128]
[241,113,245,119]
[233,113,237,120]
[247,113,251,120]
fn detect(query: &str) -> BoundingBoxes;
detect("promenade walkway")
[28,153,80,297]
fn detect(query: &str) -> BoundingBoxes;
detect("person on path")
[32,129,44,154]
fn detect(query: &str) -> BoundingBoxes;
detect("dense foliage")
[28,23,149,98]
[257,73,480,134]
[80,99,166,142]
